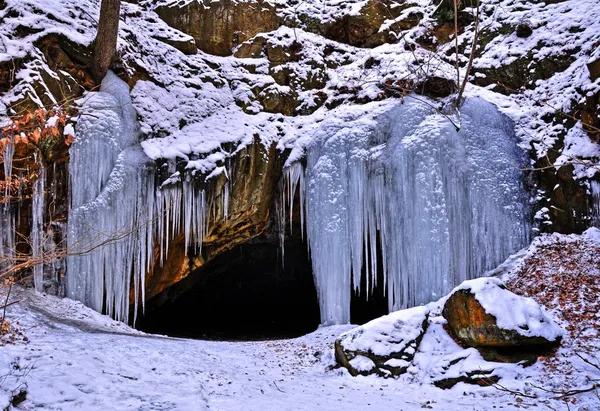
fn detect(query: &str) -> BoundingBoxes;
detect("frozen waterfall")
[282,98,531,325]
[67,72,225,323]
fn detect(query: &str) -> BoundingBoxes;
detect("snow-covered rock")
[442,277,563,360]
[334,305,429,377]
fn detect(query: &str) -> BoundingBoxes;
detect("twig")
[456,0,480,108]
[0,281,13,331]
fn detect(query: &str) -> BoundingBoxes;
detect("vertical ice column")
[0,137,15,274]
[591,180,600,226]
[285,98,531,325]
[67,71,154,322]
[67,72,213,323]
[31,154,45,291]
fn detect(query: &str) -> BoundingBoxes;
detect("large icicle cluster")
[67,72,154,322]
[282,98,531,325]
[0,138,16,275]
[66,72,226,323]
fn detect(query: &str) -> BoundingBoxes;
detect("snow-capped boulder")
[335,305,429,377]
[442,277,563,361]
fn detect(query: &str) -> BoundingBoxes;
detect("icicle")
[278,162,306,265]
[3,135,14,198]
[591,180,600,227]
[67,72,158,323]
[0,136,16,275]
[285,97,531,325]
[67,72,211,324]
[31,154,45,291]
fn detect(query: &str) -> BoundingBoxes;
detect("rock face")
[299,0,421,48]
[155,0,280,56]
[442,278,562,362]
[143,141,284,301]
[334,306,429,377]
[232,29,332,115]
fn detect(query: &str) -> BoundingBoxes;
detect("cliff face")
[0,0,598,316]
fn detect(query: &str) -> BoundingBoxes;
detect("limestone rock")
[442,278,562,362]
[232,29,333,115]
[155,0,280,56]
[301,0,421,48]
[335,306,429,377]
[153,34,198,55]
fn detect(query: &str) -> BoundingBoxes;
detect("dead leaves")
[1,107,75,151]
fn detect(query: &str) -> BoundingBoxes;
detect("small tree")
[91,0,121,81]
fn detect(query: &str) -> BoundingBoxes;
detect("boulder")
[442,278,562,362]
[335,305,429,377]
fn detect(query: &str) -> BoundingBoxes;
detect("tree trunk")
[91,0,121,81]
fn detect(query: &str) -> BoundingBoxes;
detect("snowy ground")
[0,295,533,411]
[2,227,600,411]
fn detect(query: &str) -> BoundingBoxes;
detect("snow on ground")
[0,292,554,411]
[1,230,600,411]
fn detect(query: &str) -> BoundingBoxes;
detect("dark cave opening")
[350,234,389,325]
[138,237,321,340]
[138,213,391,340]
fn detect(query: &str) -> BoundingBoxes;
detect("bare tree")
[91,0,121,81]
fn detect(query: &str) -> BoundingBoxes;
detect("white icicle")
[1,137,16,275]
[283,98,531,325]
[67,72,212,323]
[31,154,45,291]
[591,180,600,227]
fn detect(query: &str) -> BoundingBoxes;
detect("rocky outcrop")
[298,0,421,48]
[442,278,562,363]
[334,306,429,377]
[155,0,280,56]
[153,34,198,55]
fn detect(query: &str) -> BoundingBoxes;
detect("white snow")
[338,305,429,357]
[1,286,595,411]
[348,355,376,373]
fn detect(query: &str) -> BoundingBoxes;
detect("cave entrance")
[138,237,320,340]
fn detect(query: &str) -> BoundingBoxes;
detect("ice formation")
[31,154,45,291]
[67,72,227,323]
[0,137,15,274]
[282,98,531,325]
[591,180,600,227]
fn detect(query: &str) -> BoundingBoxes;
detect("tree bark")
[91,0,121,81]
